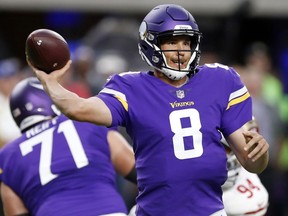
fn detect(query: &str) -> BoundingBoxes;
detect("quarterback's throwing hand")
[27,59,72,84]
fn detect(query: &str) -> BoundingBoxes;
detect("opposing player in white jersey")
[222,118,269,216]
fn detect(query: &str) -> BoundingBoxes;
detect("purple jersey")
[97,63,252,215]
[0,115,127,216]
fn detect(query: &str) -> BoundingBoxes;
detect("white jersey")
[222,167,269,216]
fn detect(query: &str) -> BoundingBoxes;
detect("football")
[25,29,70,74]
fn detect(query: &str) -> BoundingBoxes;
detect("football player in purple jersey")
[29,4,269,216]
[127,118,270,216]
[0,77,136,216]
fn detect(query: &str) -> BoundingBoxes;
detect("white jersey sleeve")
[222,167,269,216]
[128,205,136,216]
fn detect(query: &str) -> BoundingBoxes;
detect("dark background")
[1,9,288,92]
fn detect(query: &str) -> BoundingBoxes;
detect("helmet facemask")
[158,31,201,80]
[222,151,241,190]
[139,26,201,80]
[220,133,241,190]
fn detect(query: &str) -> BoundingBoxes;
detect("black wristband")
[16,214,31,216]
[125,166,137,184]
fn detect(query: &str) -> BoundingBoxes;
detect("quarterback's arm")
[29,60,112,126]
[108,130,137,184]
[1,182,30,216]
[226,127,269,174]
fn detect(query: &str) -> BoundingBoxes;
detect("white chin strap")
[161,68,189,80]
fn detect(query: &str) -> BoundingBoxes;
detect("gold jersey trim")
[100,88,128,111]
[226,91,250,110]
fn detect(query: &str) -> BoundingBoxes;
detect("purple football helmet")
[138,4,202,80]
[10,77,60,132]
